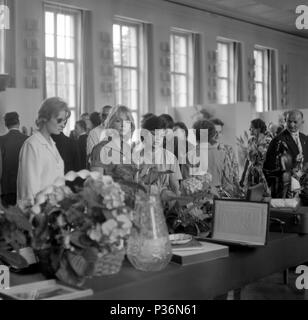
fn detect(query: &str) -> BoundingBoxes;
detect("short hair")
[76,120,87,132]
[90,112,101,128]
[251,119,267,134]
[287,109,303,120]
[101,105,112,116]
[173,121,188,137]
[283,110,289,121]
[158,114,174,129]
[210,118,224,127]
[4,112,19,128]
[142,115,163,132]
[200,109,213,120]
[105,105,136,133]
[36,97,71,129]
[193,119,216,143]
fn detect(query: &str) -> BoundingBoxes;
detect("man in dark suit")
[0,112,28,207]
[75,120,88,170]
[263,110,307,198]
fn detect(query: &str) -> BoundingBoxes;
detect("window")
[170,31,192,107]
[0,3,10,74]
[217,40,235,104]
[44,5,81,133]
[254,46,277,112]
[254,48,268,112]
[113,20,141,126]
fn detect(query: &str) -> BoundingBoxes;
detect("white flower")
[117,214,132,230]
[101,219,118,236]
[88,224,102,242]
[32,205,41,215]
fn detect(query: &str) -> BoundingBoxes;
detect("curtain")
[268,49,278,110]
[79,10,94,115]
[192,33,202,105]
[233,41,243,102]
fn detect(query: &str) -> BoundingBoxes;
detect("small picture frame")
[0,280,93,300]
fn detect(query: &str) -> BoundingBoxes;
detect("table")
[10,232,308,300]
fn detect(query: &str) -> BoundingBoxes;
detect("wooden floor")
[240,270,308,300]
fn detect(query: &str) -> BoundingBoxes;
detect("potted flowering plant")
[26,171,133,286]
[0,205,32,270]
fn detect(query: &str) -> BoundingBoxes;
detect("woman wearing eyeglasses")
[17,97,71,207]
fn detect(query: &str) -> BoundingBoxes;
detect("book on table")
[0,280,93,300]
[171,239,229,266]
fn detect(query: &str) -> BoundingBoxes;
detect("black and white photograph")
[1,0,308,305]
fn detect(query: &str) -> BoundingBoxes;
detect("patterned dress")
[244,134,272,196]
[217,144,240,196]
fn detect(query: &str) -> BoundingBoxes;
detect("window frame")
[254,46,270,112]
[43,4,81,132]
[216,39,235,104]
[113,19,141,126]
[170,30,192,108]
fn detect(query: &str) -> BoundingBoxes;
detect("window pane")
[65,37,74,60]
[174,35,187,56]
[45,34,55,58]
[218,43,228,61]
[46,60,55,96]
[122,44,137,67]
[218,60,228,78]
[254,50,262,68]
[65,15,74,38]
[255,82,264,112]
[255,66,263,82]
[217,79,228,104]
[113,44,121,65]
[172,74,187,107]
[57,62,75,85]
[57,14,66,36]
[57,35,65,59]
[113,24,121,46]
[174,53,187,73]
[45,12,54,34]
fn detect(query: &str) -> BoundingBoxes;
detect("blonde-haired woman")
[90,105,135,174]
[17,97,71,207]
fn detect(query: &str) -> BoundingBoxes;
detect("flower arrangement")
[25,170,133,286]
[165,174,216,236]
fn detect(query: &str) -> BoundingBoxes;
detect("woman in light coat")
[17,97,70,207]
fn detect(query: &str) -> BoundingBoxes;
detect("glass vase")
[127,193,172,272]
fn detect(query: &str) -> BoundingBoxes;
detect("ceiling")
[163,0,308,39]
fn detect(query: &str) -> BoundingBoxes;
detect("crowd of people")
[0,96,306,209]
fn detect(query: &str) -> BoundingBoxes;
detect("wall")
[1,0,308,133]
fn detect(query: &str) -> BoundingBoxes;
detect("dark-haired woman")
[240,119,272,196]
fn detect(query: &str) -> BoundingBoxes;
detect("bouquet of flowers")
[26,170,133,286]
[165,174,216,236]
